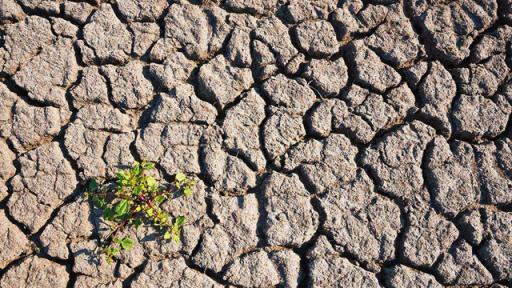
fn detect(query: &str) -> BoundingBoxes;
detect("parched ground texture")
[1,0,512,287]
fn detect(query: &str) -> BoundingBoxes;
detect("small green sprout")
[84,161,195,264]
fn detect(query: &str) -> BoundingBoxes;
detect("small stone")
[362,121,435,204]
[253,17,298,67]
[224,0,281,15]
[76,104,133,132]
[223,250,301,287]
[282,0,337,23]
[418,61,456,136]
[364,4,422,68]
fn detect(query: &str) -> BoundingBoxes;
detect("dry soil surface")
[1,0,512,287]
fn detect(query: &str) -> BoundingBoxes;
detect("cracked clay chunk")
[64,122,109,180]
[474,140,512,205]
[10,101,70,153]
[401,208,459,268]
[101,61,154,109]
[163,4,230,60]
[69,66,110,109]
[293,20,339,58]
[148,52,196,91]
[39,201,95,259]
[417,61,456,136]
[116,0,168,22]
[202,139,257,194]
[0,256,68,288]
[436,240,494,285]
[307,236,381,287]
[303,57,348,96]
[383,265,443,288]
[253,16,299,67]
[262,74,316,115]
[198,54,253,108]
[406,0,498,64]
[451,94,511,141]
[282,0,337,23]
[0,139,16,200]
[83,4,132,64]
[224,0,281,15]
[76,104,134,133]
[222,89,267,171]
[136,122,205,176]
[151,83,217,124]
[0,83,18,138]
[346,41,401,93]
[223,249,301,287]
[362,121,436,204]
[452,54,510,98]
[13,37,78,107]
[262,108,306,161]
[478,210,512,281]
[0,0,24,24]
[192,194,259,272]
[261,172,319,247]
[132,257,221,288]
[0,211,31,269]
[424,137,480,216]
[321,170,401,271]
[283,133,358,192]
[0,16,55,75]
[7,142,77,232]
[364,3,423,68]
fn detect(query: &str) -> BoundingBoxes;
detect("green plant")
[85,161,195,263]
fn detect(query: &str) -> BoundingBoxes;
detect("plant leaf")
[114,200,130,217]
[175,173,186,182]
[120,237,133,250]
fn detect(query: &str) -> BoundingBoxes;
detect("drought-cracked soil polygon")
[1,0,512,287]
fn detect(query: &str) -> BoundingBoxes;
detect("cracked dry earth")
[1,0,512,288]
